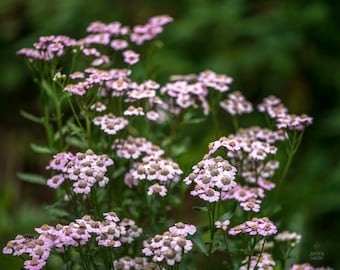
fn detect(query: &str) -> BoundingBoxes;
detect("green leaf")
[20,110,42,124]
[217,201,238,221]
[192,206,208,212]
[44,207,70,219]
[112,166,127,178]
[66,121,84,135]
[191,236,209,256]
[211,238,225,253]
[30,143,53,154]
[17,172,46,185]
[65,136,87,149]
[186,117,206,124]
[41,79,54,98]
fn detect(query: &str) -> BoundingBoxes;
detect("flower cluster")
[125,156,183,196]
[17,35,78,61]
[93,113,129,135]
[290,263,333,270]
[240,252,276,270]
[254,238,274,251]
[7,13,329,270]
[161,70,233,115]
[274,230,302,244]
[223,185,265,212]
[17,15,172,65]
[3,234,52,270]
[258,95,313,131]
[3,212,142,270]
[215,219,231,231]
[113,256,163,270]
[142,223,196,266]
[229,217,277,237]
[183,156,237,202]
[206,126,284,211]
[46,149,113,194]
[112,136,164,159]
[220,90,253,115]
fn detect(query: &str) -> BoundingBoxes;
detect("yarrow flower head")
[93,113,129,135]
[258,95,313,131]
[46,149,113,194]
[3,234,52,270]
[126,156,183,195]
[112,136,164,159]
[123,50,140,65]
[229,217,277,237]
[275,230,302,245]
[17,35,78,61]
[254,238,274,252]
[215,220,231,231]
[130,15,173,45]
[289,264,316,270]
[220,90,253,115]
[276,113,313,131]
[240,252,276,270]
[168,222,197,236]
[142,224,196,266]
[3,212,141,270]
[222,185,265,212]
[113,256,163,270]
[184,156,237,202]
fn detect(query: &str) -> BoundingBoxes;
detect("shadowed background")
[1,0,339,268]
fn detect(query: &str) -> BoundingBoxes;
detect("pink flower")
[113,136,164,160]
[73,180,91,194]
[240,198,261,212]
[275,231,301,244]
[123,50,140,65]
[168,222,197,236]
[147,183,167,197]
[220,91,253,115]
[124,105,145,116]
[142,227,194,266]
[90,101,107,112]
[110,39,129,50]
[69,71,85,79]
[290,263,314,270]
[184,156,237,202]
[215,220,230,231]
[229,217,277,237]
[47,174,65,189]
[146,111,161,121]
[93,114,129,135]
[198,188,220,202]
[24,258,46,270]
[240,252,276,270]
[148,15,173,26]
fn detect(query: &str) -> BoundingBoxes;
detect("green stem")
[232,115,239,133]
[55,99,64,151]
[63,247,71,270]
[254,237,266,269]
[83,106,92,148]
[43,104,54,150]
[67,96,85,132]
[78,245,92,270]
[222,231,234,269]
[207,202,217,259]
[276,130,305,194]
[246,237,257,270]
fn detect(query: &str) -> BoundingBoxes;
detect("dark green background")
[1,0,339,268]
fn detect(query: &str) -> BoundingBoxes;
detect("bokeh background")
[1,0,339,268]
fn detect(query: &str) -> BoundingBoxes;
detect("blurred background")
[0,0,339,268]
